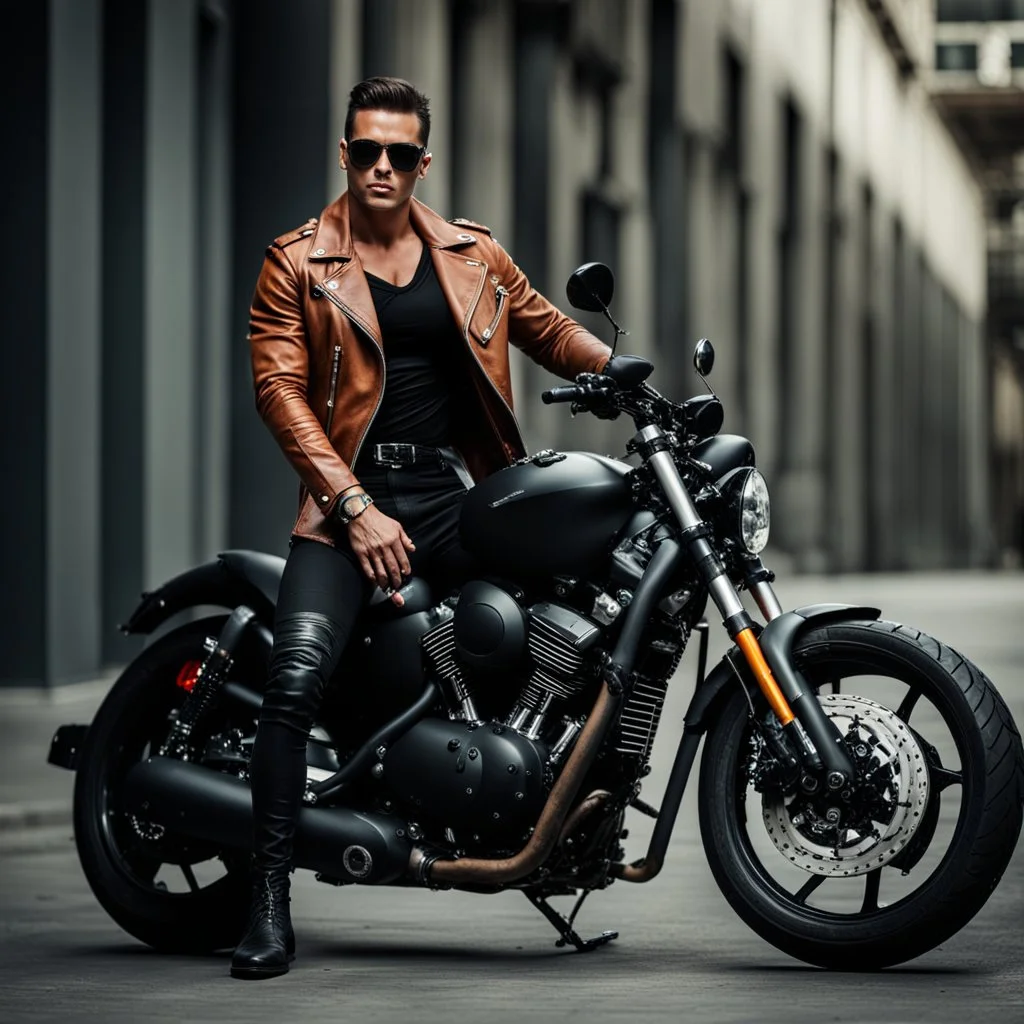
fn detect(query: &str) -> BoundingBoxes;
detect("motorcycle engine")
[391,581,605,848]
[380,717,549,847]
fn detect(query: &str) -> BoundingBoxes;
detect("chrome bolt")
[826,771,846,790]
[826,807,841,824]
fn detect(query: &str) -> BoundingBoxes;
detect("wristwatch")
[336,490,374,525]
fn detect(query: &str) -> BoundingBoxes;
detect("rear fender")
[682,603,881,735]
[120,549,285,635]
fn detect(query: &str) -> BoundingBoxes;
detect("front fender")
[120,549,285,635]
[682,603,881,735]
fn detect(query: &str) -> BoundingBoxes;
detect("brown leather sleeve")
[249,247,359,518]
[491,243,612,378]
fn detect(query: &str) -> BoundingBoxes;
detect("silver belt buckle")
[374,443,414,468]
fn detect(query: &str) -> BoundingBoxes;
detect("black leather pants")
[249,459,477,873]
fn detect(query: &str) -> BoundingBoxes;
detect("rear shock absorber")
[161,606,257,760]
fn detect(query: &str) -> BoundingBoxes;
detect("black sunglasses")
[347,139,426,173]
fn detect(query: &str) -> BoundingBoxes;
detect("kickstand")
[523,890,618,953]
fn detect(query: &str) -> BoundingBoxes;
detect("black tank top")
[358,245,465,464]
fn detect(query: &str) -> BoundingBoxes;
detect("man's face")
[340,109,430,212]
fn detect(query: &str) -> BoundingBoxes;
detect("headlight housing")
[717,467,771,555]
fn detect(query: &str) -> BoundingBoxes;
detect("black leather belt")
[371,443,454,469]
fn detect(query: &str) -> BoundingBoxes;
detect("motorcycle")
[49,262,1024,969]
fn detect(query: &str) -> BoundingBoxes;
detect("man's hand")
[347,505,416,606]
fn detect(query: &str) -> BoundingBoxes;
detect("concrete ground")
[0,570,1022,1022]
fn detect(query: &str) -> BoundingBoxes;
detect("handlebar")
[541,386,581,405]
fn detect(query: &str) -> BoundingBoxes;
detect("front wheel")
[698,619,1024,969]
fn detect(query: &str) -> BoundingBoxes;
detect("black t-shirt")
[357,245,465,464]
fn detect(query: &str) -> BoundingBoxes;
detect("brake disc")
[761,694,931,877]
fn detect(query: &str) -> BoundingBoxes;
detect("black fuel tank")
[460,452,633,579]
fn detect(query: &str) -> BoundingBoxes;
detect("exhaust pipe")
[122,757,411,884]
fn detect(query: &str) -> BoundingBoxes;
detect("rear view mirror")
[693,338,715,378]
[566,263,614,312]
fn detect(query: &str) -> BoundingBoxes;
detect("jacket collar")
[307,192,479,261]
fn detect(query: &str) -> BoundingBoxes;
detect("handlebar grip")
[541,386,581,405]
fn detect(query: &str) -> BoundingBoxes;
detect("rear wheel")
[73,617,263,952]
[698,619,1024,969]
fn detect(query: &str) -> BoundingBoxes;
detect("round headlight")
[739,469,770,554]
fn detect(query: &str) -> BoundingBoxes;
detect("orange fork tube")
[734,628,795,726]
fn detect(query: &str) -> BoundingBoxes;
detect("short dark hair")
[344,76,431,147]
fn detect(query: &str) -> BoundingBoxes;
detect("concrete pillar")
[829,164,868,572]
[648,0,691,391]
[393,0,450,216]
[962,313,991,565]
[328,0,363,202]
[0,0,104,687]
[195,1,234,561]
[512,1,560,449]
[228,0,331,555]
[919,262,944,567]
[101,0,147,662]
[871,206,899,569]
[449,1,514,246]
[144,0,200,588]
[0,2,48,685]
[450,0,519,404]
[613,5,654,369]
[46,0,104,684]
[773,110,829,572]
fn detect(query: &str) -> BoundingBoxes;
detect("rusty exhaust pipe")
[558,789,612,845]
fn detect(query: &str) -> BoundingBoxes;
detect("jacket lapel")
[307,193,382,349]
[411,199,488,342]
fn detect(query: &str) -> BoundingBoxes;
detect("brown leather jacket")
[250,192,612,546]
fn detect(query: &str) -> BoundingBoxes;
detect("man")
[233,76,610,979]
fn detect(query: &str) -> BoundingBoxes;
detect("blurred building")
[929,0,1024,566]
[0,0,996,687]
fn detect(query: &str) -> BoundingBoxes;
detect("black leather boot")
[230,866,295,979]
[231,614,342,980]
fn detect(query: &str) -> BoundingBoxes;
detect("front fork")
[636,426,856,786]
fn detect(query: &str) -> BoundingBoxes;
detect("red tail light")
[175,659,202,692]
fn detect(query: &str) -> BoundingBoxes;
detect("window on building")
[937,0,1024,21]
[935,43,979,71]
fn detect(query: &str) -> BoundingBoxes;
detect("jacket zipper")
[461,267,526,459]
[325,345,341,433]
[480,284,509,343]
[313,283,386,466]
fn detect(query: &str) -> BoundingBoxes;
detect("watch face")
[343,493,368,518]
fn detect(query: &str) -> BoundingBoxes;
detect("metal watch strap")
[336,491,373,525]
